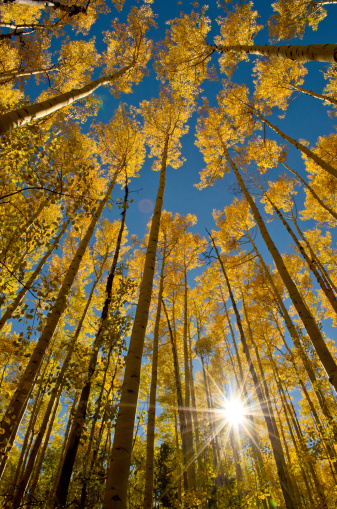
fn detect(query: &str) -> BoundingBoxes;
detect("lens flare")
[222,397,246,426]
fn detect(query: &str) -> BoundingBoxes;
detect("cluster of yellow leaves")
[268,0,327,40]
[261,175,298,214]
[141,87,195,171]
[213,198,255,253]
[0,4,43,26]
[301,133,337,225]
[51,38,101,93]
[241,137,286,174]
[215,2,263,74]
[155,6,212,94]
[253,57,307,111]
[95,105,146,183]
[323,65,337,110]
[196,83,257,189]
[103,5,154,96]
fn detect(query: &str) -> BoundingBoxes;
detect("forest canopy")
[1,1,337,508]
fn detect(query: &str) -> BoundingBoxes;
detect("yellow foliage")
[268,0,327,40]
[253,57,307,110]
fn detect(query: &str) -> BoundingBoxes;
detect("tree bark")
[103,137,169,509]
[281,161,337,222]
[0,64,133,136]
[252,109,337,179]
[12,263,104,508]
[143,245,166,509]
[213,42,337,64]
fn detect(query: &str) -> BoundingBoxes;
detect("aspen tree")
[253,57,337,111]
[216,198,337,452]
[143,211,196,508]
[157,1,337,100]
[196,90,337,391]
[0,5,153,135]
[103,88,195,508]
[12,262,106,509]
[143,244,165,509]
[162,298,190,493]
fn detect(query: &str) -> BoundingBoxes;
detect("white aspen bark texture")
[0,65,132,136]
[214,43,337,63]
[103,138,169,509]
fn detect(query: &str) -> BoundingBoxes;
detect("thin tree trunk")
[248,233,336,433]
[281,161,337,221]
[292,82,337,106]
[48,393,79,504]
[0,196,49,262]
[26,385,62,503]
[0,216,71,331]
[162,298,189,493]
[188,327,203,488]
[182,268,197,490]
[78,344,115,509]
[199,351,219,472]
[0,173,118,463]
[264,193,337,316]
[291,212,337,295]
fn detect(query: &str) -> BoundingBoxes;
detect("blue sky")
[91,0,337,270]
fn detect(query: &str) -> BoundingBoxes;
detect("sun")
[221,397,246,426]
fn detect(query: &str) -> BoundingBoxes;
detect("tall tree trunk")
[182,268,197,490]
[48,393,79,503]
[79,357,116,509]
[162,298,189,493]
[264,193,337,316]
[12,265,104,508]
[198,351,219,472]
[281,161,337,221]
[143,244,166,509]
[291,82,337,106]
[26,385,62,503]
[103,137,169,509]
[0,172,119,464]
[213,42,337,63]
[247,232,337,434]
